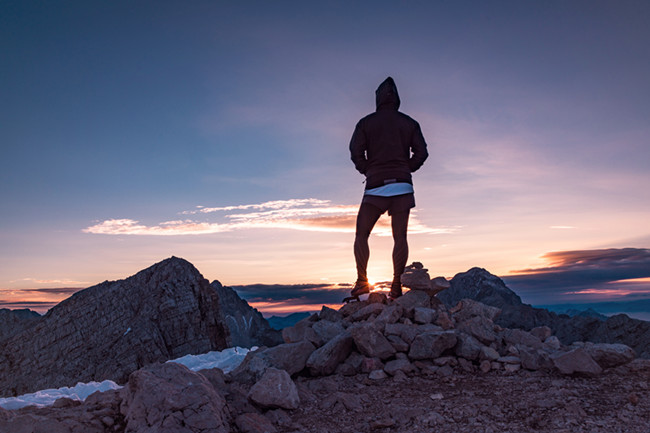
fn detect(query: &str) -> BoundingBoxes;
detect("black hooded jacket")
[349,77,428,190]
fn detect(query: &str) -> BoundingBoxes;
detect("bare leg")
[354,203,383,282]
[390,209,410,296]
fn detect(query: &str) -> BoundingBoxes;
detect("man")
[349,76,428,300]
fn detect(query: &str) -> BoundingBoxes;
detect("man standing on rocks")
[349,76,429,300]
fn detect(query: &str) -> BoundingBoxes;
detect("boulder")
[530,326,552,341]
[502,328,543,349]
[479,346,500,361]
[456,316,497,344]
[120,362,229,433]
[551,348,603,377]
[282,318,319,345]
[384,358,415,376]
[350,324,396,360]
[430,277,451,294]
[306,331,354,376]
[319,306,343,322]
[408,331,458,360]
[368,292,388,304]
[338,301,369,317]
[583,343,636,369]
[395,290,432,313]
[414,307,437,324]
[518,345,553,371]
[455,333,482,361]
[312,320,345,344]
[259,340,316,375]
[387,334,410,352]
[248,368,300,410]
[375,305,404,324]
[350,303,385,322]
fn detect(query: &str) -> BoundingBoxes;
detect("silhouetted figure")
[349,77,428,299]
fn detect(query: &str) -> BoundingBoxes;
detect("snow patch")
[0,346,253,410]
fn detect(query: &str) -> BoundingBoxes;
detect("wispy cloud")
[84,198,456,236]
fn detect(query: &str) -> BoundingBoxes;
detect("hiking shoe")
[351,280,372,297]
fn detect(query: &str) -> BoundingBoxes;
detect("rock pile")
[1,288,640,433]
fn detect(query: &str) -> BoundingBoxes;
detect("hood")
[375,76,400,111]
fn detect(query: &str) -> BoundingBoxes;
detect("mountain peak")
[438,267,523,308]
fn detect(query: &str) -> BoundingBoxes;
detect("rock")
[227,348,272,384]
[502,328,543,349]
[120,362,229,433]
[504,363,520,373]
[451,299,501,322]
[437,365,454,377]
[236,412,278,433]
[361,356,385,373]
[583,343,636,368]
[312,320,345,344]
[259,340,316,375]
[455,333,482,361]
[497,356,521,364]
[384,358,415,376]
[375,305,403,324]
[479,360,491,373]
[282,318,320,346]
[551,348,603,376]
[248,368,300,410]
[479,346,500,361]
[408,331,458,360]
[350,324,396,360]
[414,307,437,324]
[430,277,451,294]
[384,323,420,344]
[306,331,354,376]
[544,336,562,351]
[319,306,343,322]
[530,326,552,341]
[0,257,230,397]
[395,290,432,313]
[338,300,369,317]
[368,292,388,304]
[401,263,432,290]
[456,316,497,344]
[518,346,553,371]
[369,369,388,380]
[435,311,455,330]
[265,408,292,427]
[387,334,410,352]
[350,303,385,322]
[211,280,282,348]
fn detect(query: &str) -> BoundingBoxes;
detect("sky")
[1,1,649,316]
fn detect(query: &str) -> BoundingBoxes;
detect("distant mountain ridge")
[441,267,650,358]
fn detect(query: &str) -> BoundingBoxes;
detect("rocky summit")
[0,257,231,397]
[2,281,648,432]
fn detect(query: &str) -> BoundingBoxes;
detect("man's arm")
[349,121,368,174]
[409,121,428,172]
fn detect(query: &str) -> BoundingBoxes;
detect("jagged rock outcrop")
[0,257,230,397]
[437,267,650,358]
[0,308,40,342]
[211,280,282,348]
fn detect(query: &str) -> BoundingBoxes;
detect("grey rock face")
[0,308,40,343]
[551,348,603,376]
[211,280,282,348]
[248,368,300,410]
[583,342,636,369]
[259,341,316,376]
[0,257,230,397]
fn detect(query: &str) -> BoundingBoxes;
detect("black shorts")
[361,193,415,216]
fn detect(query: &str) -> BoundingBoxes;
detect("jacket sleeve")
[408,121,428,172]
[349,121,368,175]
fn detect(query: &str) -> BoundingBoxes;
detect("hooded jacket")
[349,77,428,190]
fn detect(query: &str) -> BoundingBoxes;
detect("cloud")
[84,198,455,236]
[15,278,89,286]
[503,248,650,304]
[19,288,82,295]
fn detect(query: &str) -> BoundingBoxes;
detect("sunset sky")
[2,1,649,316]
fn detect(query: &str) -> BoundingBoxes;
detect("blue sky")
[1,1,649,314]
